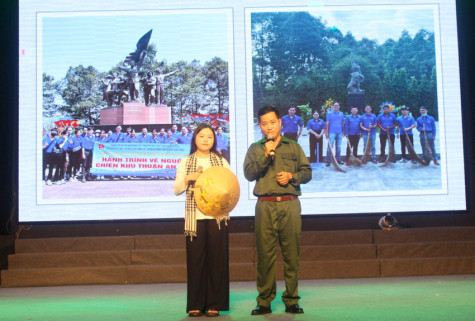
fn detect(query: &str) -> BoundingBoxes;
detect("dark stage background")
[0,0,474,240]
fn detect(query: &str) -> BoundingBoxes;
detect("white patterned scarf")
[184,152,226,239]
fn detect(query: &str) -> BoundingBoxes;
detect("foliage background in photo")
[251,11,438,121]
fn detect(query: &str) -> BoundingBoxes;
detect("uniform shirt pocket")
[281,153,297,171]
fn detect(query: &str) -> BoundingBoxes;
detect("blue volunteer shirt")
[345,115,361,135]
[43,136,58,153]
[397,115,416,135]
[81,134,96,150]
[177,133,192,144]
[137,134,152,143]
[306,118,325,133]
[377,113,397,135]
[281,115,303,134]
[164,136,176,144]
[71,135,83,150]
[125,135,140,143]
[152,135,166,143]
[107,132,125,143]
[360,113,377,135]
[58,136,73,151]
[216,134,229,150]
[416,115,437,138]
[326,111,345,134]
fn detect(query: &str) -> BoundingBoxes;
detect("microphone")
[266,134,276,161]
[188,166,203,186]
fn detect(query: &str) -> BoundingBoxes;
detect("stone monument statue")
[347,57,365,94]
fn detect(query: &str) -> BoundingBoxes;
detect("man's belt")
[258,195,298,202]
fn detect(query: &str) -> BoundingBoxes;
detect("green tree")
[61,65,104,125]
[42,73,63,118]
[203,57,229,114]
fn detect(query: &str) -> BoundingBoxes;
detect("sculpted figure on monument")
[142,71,157,106]
[347,58,365,94]
[154,69,179,105]
[102,73,128,107]
[118,60,141,101]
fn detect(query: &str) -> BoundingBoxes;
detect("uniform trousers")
[379,134,395,159]
[400,134,414,159]
[309,132,323,163]
[255,198,301,307]
[185,220,229,313]
[345,135,360,160]
[420,131,438,161]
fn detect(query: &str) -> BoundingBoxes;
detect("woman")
[173,124,230,317]
[307,111,325,163]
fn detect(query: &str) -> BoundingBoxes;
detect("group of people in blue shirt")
[43,124,230,185]
[279,103,440,166]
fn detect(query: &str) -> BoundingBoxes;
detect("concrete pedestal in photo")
[100,102,172,125]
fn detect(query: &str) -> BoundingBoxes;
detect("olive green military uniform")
[244,136,312,307]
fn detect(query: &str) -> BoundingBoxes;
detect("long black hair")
[189,124,218,155]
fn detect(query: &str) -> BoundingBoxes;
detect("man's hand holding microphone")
[265,133,293,186]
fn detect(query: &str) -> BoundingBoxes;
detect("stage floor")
[1,275,474,320]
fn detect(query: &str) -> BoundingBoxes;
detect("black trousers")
[45,152,62,182]
[82,150,93,180]
[68,150,82,177]
[186,220,229,313]
[379,134,395,158]
[283,132,298,141]
[400,134,414,159]
[346,135,360,160]
[309,133,323,163]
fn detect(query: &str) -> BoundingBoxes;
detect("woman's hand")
[185,172,201,186]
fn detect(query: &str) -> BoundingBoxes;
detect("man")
[215,126,230,163]
[154,128,167,143]
[81,128,96,183]
[63,126,74,181]
[397,106,416,163]
[43,128,60,185]
[67,129,83,182]
[344,107,361,165]
[176,126,192,144]
[97,130,108,142]
[57,130,73,184]
[359,105,378,164]
[281,107,303,141]
[187,123,195,137]
[377,104,397,163]
[107,125,125,143]
[416,106,440,165]
[244,105,312,316]
[325,101,345,166]
[306,111,325,163]
[137,127,152,143]
[170,124,180,140]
